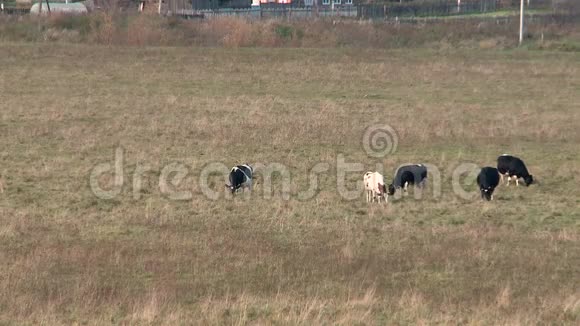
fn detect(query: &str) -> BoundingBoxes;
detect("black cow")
[497,154,534,187]
[477,167,500,201]
[225,164,253,194]
[387,164,427,195]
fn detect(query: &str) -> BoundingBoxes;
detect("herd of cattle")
[363,154,534,203]
[224,154,534,202]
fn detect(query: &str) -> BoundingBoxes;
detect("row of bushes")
[0,12,577,48]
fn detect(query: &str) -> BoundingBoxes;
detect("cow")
[387,164,427,196]
[225,164,253,194]
[363,171,389,203]
[476,167,500,201]
[497,154,534,187]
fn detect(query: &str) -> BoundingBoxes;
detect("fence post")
[519,0,524,45]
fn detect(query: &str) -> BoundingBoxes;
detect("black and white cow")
[387,164,427,195]
[225,164,253,194]
[497,154,534,187]
[476,167,500,201]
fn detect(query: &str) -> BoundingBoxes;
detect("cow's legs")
[515,178,519,187]
[506,176,511,186]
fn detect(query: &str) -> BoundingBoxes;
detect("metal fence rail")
[358,0,500,20]
[179,6,358,19]
[379,13,580,26]
[176,0,550,20]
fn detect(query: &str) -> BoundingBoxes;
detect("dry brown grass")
[0,43,579,324]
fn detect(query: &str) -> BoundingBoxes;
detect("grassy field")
[1,42,580,324]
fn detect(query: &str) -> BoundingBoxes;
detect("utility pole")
[519,0,524,45]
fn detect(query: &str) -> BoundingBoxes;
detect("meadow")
[1,40,579,324]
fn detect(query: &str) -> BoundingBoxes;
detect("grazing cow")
[387,164,427,195]
[477,167,500,201]
[225,164,253,194]
[363,171,389,203]
[497,154,534,187]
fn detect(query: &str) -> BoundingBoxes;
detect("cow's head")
[377,183,387,197]
[480,187,493,201]
[524,175,534,186]
[225,184,236,194]
[387,184,396,196]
